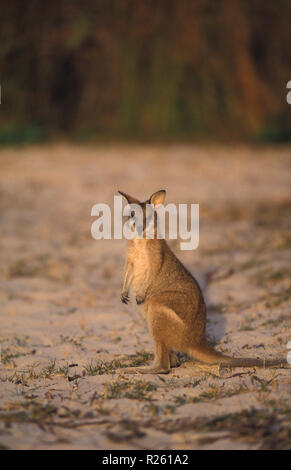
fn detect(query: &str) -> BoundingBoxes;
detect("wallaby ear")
[150,190,166,206]
[118,190,140,205]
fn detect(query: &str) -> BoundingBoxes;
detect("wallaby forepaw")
[136,295,145,305]
[121,292,130,304]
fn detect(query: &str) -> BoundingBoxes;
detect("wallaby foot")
[121,340,171,375]
[121,365,170,374]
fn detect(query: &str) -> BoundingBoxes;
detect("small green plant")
[173,395,187,406]
[104,380,157,400]
[83,359,123,375]
[126,351,154,367]
[192,384,248,403]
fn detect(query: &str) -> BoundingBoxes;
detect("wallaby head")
[118,189,166,238]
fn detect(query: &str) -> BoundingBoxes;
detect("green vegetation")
[104,380,157,400]
[83,359,123,376]
[0,1,290,144]
[83,350,153,375]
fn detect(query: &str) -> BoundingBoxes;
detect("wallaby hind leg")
[121,341,170,374]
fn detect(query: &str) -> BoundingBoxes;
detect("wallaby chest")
[127,241,150,293]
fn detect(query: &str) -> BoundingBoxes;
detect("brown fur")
[119,190,287,374]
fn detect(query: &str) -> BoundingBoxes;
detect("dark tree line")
[0,0,290,143]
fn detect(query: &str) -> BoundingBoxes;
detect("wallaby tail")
[188,341,287,368]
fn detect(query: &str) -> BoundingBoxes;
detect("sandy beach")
[0,144,290,449]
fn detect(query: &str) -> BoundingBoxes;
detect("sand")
[0,143,290,449]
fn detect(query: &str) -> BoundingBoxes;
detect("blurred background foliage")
[0,0,290,144]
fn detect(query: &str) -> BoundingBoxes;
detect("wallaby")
[118,189,287,374]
